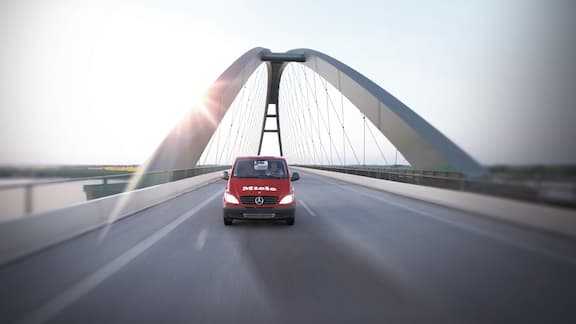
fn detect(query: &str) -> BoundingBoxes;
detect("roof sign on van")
[254,160,268,170]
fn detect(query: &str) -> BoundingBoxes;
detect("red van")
[222,156,299,226]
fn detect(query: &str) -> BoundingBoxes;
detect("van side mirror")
[291,172,300,181]
[222,171,229,180]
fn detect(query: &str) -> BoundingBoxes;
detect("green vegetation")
[0,165,139,178]
[488,164,576,180]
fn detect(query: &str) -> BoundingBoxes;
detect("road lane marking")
[300,200,317,217]
[341,185,576,266]
[195,227,209,250]
[18,190,222,324]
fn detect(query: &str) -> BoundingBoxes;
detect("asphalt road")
[1,171,576,324]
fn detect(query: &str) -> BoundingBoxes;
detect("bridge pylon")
[258,53,305,156]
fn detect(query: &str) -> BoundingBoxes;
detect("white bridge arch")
[145,47,486,178]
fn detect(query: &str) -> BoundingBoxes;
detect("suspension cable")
[293,65,339,165]
[288,65,315,162]
[363,114,366,166]
[301,66,317,164]
[365,118,390,165]
[299,68,343,165]
[281,74,306,162]
[338,70,345,165]
[229,65,266,161]
[286,65,317,164]
[222,84,249,163]
[278,67,297,160]
[285,66,317,163]
[237,65,266,156]
[314,57,321,164]
[320,74,361,165]
[298,65,317,164]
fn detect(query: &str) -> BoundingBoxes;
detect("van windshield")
[232,159,288,179]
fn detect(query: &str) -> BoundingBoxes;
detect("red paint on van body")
[222,156,297,225]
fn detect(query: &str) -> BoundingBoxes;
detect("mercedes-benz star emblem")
[254,196,264,206]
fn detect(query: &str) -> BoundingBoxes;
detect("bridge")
[1,47,575,324]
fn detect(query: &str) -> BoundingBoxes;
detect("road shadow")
[227,215,455,324]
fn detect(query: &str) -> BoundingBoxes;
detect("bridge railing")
[296,165,576,209]
[0,165,229,221]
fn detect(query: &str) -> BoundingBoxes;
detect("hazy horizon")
[1,1,575,166]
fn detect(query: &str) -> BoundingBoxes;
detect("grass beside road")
[0,165,139,178]
[90,166,139,172]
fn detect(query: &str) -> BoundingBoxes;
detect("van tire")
[286,217,295,226]
[224,217,233,226]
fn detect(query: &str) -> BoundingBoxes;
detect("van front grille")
[239,196,278,205]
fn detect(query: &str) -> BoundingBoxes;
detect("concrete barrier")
[0,171,224,265]
[294,167,576,239]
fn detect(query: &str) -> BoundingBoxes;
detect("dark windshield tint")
[232,159,288,179]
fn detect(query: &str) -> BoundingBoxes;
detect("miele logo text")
[242,186,277,191]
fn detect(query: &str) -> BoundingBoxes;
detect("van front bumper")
[223,205,295,220]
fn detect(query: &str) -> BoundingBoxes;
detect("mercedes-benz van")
[222,156,299,225]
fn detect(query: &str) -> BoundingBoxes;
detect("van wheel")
[286,217,295,226]
[224,217,233,226]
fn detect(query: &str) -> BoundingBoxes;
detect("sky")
[0,0,574,166]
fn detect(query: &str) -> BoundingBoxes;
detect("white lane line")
[195,228,209,251]
[18,190,222,324]
[300,200,317,217]
[342,185,576,266]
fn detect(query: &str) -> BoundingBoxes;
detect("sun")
[83,14,225,164]
[4,4,240,165]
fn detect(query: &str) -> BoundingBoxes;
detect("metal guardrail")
[0,166,230,217]
[297,165,576,209]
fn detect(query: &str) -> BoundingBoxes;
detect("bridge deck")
[1,171,575,324]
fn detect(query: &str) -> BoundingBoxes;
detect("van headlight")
[224,192,240,204]
[279,193,294,204]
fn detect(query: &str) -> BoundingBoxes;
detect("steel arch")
[287,48,486,177]
[145,47,486,178]
[145,47,271,172]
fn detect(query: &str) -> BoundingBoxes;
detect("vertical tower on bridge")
[258,53,306,156]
